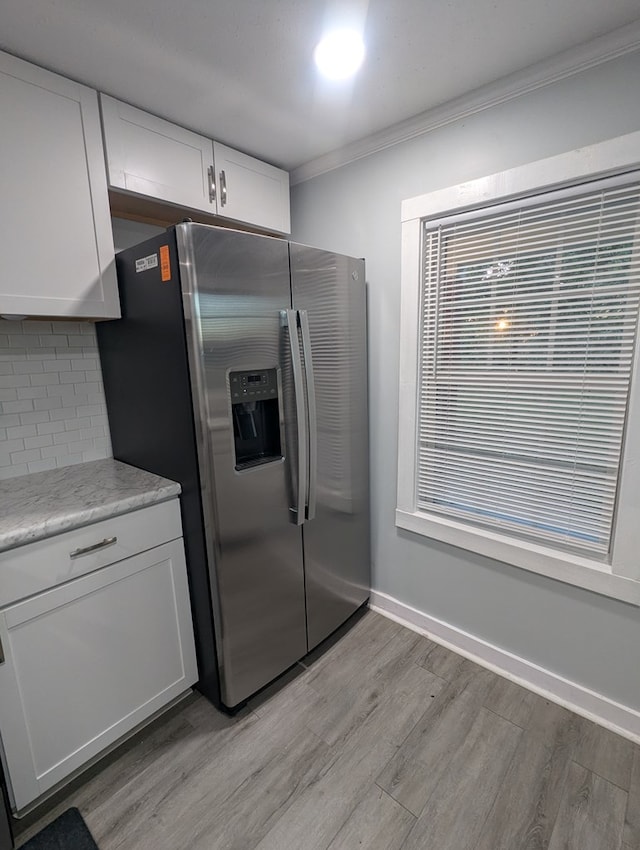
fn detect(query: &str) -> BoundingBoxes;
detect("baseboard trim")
[370,589,640,744]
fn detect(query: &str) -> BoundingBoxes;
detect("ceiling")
[1,0,640,173]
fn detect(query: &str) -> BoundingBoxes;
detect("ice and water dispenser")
[229,369,282,470]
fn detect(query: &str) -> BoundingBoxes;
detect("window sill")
[396,508,640,607]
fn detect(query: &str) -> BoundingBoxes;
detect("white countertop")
[0,459,181,552]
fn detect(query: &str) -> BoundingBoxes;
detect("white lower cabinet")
[0,532,197,812]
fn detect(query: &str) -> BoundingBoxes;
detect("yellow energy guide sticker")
[160,245,171,281]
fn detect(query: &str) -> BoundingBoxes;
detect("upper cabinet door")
[214,142,291,234]
[101,95,216,215]
[0,52,118,318]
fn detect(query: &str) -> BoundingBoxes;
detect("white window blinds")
[418,179,640,557]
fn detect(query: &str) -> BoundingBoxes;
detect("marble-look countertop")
[0,459,181,552]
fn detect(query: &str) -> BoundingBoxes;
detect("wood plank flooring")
[14,609,640,850]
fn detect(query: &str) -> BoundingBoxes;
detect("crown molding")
[290,19,640,186]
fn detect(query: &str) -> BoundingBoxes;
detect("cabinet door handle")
[0,636,4,665]
[220,169,228,207]
[207,165,216,204]
[70,537,118,559]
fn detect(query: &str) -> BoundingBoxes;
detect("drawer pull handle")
[70,537,118,559]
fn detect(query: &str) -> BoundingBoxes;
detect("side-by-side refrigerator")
[97,223,370,709]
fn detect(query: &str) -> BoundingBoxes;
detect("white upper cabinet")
[100,95,216,215]
[0,51,118,319]
[214,141,290,234]
[100,95,290,234]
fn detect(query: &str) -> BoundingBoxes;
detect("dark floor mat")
[20,808,98,850]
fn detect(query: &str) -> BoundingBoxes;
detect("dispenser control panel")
[229,369,278,401]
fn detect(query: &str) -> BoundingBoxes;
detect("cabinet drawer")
[0,499,182,608]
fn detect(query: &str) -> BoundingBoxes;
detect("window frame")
[397,130,640,606]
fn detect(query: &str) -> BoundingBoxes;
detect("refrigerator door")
[176,224,307,708]
[290,244,371,650]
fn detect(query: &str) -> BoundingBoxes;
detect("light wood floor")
[15,609,640,850]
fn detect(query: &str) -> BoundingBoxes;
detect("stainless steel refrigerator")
[98,223,370,709]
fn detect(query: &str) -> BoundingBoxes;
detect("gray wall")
[290,51,640,711]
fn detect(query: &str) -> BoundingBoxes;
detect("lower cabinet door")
[0,540,197,811]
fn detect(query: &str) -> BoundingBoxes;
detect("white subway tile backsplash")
[50,406,74,420]
[63,394,85,407]
[71,358,97,371]
[0,415,20,428]
[20,411,50,425]
[68,439,94,454]
[24,435,54,450]
[78,405,103,417]
[47,385,77,398]
[39,335,73,348]
[3,323,28,335]
[31,373,60,387]
[53,431,80,445]
[0,439,25,453]
[60,453,84,467]
[21,321,52,334]
[60,371,86,384]
[33,397,64,411]
[17,387,49,400]
[82,448,109,462]
[51,321,82,334]
[12,360,44,374]
[8,335,40,348]
[0,465,29,480]
[80,426,105,440]
[27,458,57,474]
[65,417,92,431]
[37,421,67,435]
[0,375,30,389]
[0,320,112,478]
[42,360,72,372]
[7,425,37,439]
[11,448,43,465]
[41,444,69,459]
[0,440,25,465]
[3,400,34,414]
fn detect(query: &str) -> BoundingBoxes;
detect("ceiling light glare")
[314,29,365,81]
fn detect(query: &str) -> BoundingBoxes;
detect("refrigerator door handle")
[284,309,307,525]
[299,309,317,521]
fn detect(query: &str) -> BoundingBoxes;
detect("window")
[397,132,640,604]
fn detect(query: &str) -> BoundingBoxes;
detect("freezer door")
[177,225,307,708]
[290,244,371,650]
